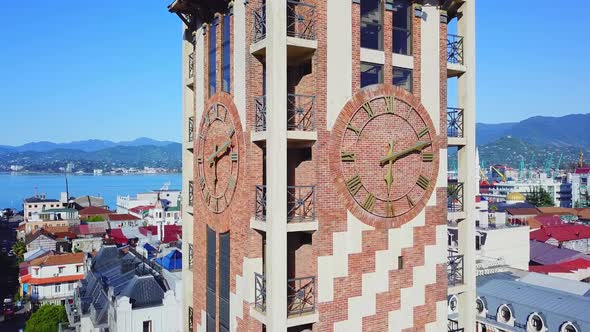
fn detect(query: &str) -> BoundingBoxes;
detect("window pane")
[361,62,383,88]
[392,1,412,55]
[361,0,383,50]
[206,226,216,330]
[222,15,231,93]
[393,67,412,92]
[209,18,218,97]
[219,232,230,331]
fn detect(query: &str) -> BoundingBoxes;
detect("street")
[0,217,25,332]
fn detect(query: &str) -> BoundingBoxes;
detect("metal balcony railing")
[447,34,464,65]
[448,181,464,212]
[447,108,464,138]
[188,116,195,142]
[287,185,316,221]
[287,276,316,316]
[252,1,316,44]
[188,52,195,79]
[448,319,464,332]
[255,185,316,222]
[253,6,266,43]
[287,1,316,40]
[254,273,316,317]
[188,180,194,207]
[254,272,266,312]
[255,94,316,132]
[447,254,464,286]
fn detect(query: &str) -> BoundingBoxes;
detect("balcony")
[250,1,317,60]
[447,107,465,145]
[252,185,317,232]
[448,181,464,219]
[252,94,317,145]
[447,34,466,77]
[448,319,464,332]
[447,253,464,287]
[253,273,317,324]
[188,180,194,209]
[187,116,195,145]
[186,52,195,88]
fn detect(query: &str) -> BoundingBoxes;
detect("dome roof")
[506,192,526,202]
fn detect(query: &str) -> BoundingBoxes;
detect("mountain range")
[0,137,178,153]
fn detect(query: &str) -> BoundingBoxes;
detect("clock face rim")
[330,84,440,229]
[195,93,243,229]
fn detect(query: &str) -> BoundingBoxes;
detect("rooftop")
[107,213,140,221]
[530,224,590,242]
[79,206,112,216]
[530,240,586,265]
[29,252,84,267]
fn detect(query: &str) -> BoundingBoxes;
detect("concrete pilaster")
[265,0,288,330]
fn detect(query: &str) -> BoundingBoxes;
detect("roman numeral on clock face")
[416,175,430,190]
[422,153,434,162]
[407,195,415,208]
[341,152,356,162]
[197,155,203,164]
[228,126,235,138]
[385,202,395,217]
[347,123,362,136]
[199,176,206,190]
[417,128,429,138]
[228,176,236,192]
[231,152,238,162]
[362,102,374,118]
[362,193,376,212]
[204,190,211,205]
[385,96,395,113]
[346,175,363,195]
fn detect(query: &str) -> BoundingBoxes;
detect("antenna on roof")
[65,169,70,207]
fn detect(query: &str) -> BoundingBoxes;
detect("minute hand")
[380,141,431,165]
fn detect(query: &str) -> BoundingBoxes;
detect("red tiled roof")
[129,205,154,214]
[20,274,84,285]
[505,208,541,216]
[560,258,590,270]
[53,232,78,240]
[107,229,128,245]
[139,226,158,236]
[163,225,182,243]
[575,167,590,174]
[529,264,573,274]
[29,252,84,267]
[530,224,590,242]
[107,213,140,221]
[79,206,112,216]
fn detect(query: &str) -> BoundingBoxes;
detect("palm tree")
[12,241,26,262]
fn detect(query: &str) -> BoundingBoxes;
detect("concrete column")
[457,0,477,330]
[265,0,288,331]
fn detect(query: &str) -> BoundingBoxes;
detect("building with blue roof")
[470,271,590,332]
[156,249,182,272]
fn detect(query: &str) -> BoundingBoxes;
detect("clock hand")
[207,145,220,166]
[215,140,232,158]
[380,141,431,165]
[384,140,395,196]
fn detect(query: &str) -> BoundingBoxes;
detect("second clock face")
[334,85,439,225]
[196,102,240,214]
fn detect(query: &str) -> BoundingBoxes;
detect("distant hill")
[0,139,182,173]
[477,113,590,147]
[1,137,179,153]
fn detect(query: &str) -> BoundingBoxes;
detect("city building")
[530,224,590,254]
[106,213,141,228]
[65,245,182,332]
[475,270,590,332]
[25,208,81,234]
[116,185,181,214]
[481,174,572,208]
[23,192,68,222]
[20,252,85,305]
[78,206,112,220]
[169,0,476,331]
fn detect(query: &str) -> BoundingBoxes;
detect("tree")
[24,304,68,332]
[526,186,554,207]
[85,215,104,222]
[12,241,26,263]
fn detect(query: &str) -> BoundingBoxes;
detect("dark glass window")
[393,66,412,92]
[392,0,412,55]
[222,15,231,93]
[209,18,218,97]
[361,62,383,88]
[361,0,383,50]
[219,232,230,332]
[143,321,152,332]
[206,226,216,332]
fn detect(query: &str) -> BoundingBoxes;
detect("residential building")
[25,208,81,234]
[481,174,571,207]
[569,167,590,208]
[530,224,590,254]
[23,192,68,222]
[25,229,58,252]
[107,213,141,228]
[474,271,590,332]
[71,238,103,253]
[78,206,112,220]
[116,186,181,214]
[20,252,85,305]
[65,245,182,332]
[169,0,476,331]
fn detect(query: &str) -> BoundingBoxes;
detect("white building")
[116,185,181,214]
[21,252,85,306]
[482,173,565,207]
[23,192,68,222]
[66,245,182,332]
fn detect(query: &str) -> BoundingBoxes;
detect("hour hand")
[380,141,431,165]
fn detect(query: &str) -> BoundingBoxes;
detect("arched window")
[476,297,485,315]
[561,322,579,332]
[527,313,544,332]
[498,304,513,324]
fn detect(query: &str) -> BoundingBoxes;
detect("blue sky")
[0,2,589,145]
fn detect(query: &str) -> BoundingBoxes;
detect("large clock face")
[196,100,241,214]
[333,85,439,227]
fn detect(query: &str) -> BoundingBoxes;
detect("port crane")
[491,165,507,182]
